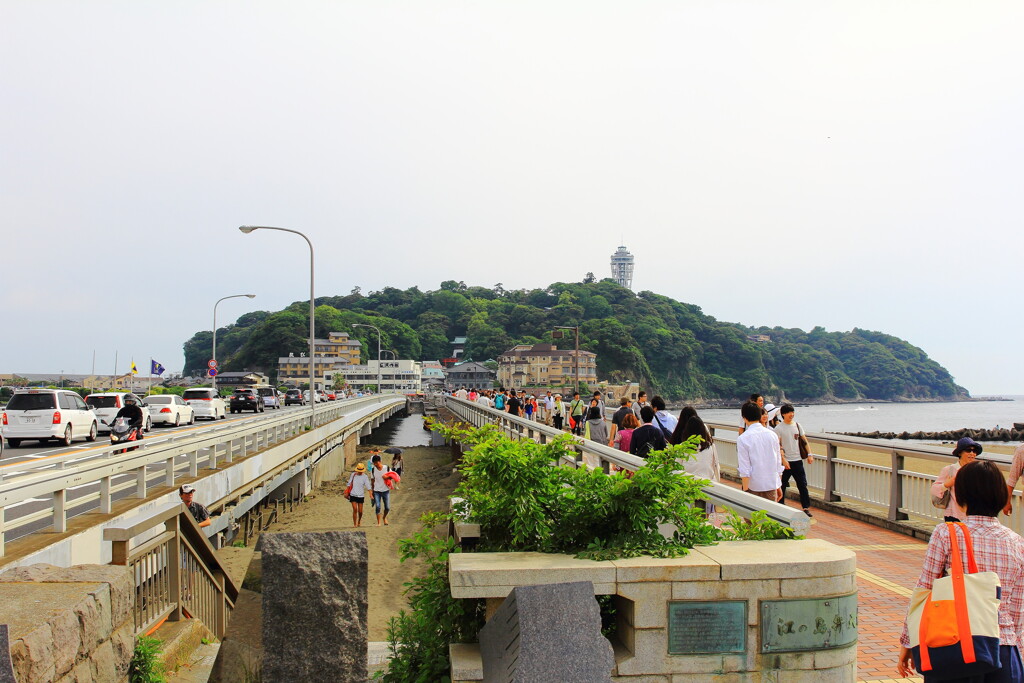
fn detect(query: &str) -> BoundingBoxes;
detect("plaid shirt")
[900,517,1024,648]
[1009,444,1024,489]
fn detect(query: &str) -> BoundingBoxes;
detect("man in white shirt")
[543,391,555,425]
[476,391,492,408]
[773,404,813,516]
[737,401,782,502]
[455,386,468,400]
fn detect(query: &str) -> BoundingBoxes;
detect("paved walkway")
[786,500,926,682]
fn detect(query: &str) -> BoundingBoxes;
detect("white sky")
[2,1,1021,394]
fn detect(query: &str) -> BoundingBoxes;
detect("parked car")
[144,395,196,427]
[257,386,281,410]
[85,392,152,434]
[1,389,99,447]
[230,388,264,414]
[182,388,227,420]
[284,389,305,406]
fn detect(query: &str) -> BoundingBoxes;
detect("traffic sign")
[208,368,218,377]
[208,359,218,369]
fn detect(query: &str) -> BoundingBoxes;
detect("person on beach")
[630,406,667,458]
[346,463,371,527]
[935,437,984,522]
[737,401,783,503]
[774,404,814,517]
[1005,442,1023,516]
[387,447,404,479]
[551,394,568,431]
[370,454,393,526]
[897,461,1024,682]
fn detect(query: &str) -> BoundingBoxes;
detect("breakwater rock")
[840,427,1023,443]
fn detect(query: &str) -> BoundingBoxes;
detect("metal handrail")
[442,397,812,535]
[106,502,239,637]
[0,395,407,556]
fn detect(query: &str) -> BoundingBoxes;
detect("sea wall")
[842,427,1024,442]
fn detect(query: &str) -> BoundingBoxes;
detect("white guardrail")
[704,422,1024,536]
[0,395,406,556]
[442,398,813,536]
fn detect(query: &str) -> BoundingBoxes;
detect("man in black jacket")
[113,394,146,439]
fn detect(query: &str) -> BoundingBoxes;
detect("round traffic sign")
[208,368,218,377]
[208,359,218,369]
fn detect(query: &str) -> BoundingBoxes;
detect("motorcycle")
[108,417,141,453]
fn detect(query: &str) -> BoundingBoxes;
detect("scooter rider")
[114,394,145,439]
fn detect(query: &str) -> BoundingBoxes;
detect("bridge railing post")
[166,515,182,622]
[824,442,839,502]
[100,476,112,514]
[136,467,147,498]
[888,451,907,521]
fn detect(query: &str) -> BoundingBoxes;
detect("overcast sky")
[2,1,1021,394]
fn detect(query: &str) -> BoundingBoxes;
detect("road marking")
[856,569,913,597]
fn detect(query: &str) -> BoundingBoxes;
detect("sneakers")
[802,508,814,518]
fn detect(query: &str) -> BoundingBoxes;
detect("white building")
[610,245,635,290]
[338,359,423,394]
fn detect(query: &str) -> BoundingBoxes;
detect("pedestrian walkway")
[781,498,926,682]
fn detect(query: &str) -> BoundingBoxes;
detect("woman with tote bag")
[897,461,1024,682]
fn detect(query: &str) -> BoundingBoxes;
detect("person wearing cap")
[179,485,211,528]
[551,394,568,431]
[935,437,983,522]
[346,463,371,527]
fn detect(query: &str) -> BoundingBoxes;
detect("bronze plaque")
[760,593,858,653]
[667,600,747,655]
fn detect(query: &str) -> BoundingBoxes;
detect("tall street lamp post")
[212,294,256,393]
[553,325,580,395]
[239,225,316,426]
[353,323,382,394]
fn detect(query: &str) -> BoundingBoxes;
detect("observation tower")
[610,245,634,290]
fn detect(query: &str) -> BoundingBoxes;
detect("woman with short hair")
[897,461,1024,681]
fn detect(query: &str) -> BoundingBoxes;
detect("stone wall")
[0,564,135,683]
[449,539,858,682]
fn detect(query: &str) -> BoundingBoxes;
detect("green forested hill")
[182,280,966,401]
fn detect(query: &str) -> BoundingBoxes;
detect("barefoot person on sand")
[370,454,393,526]
[346,463,371,527]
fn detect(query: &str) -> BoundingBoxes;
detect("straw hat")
[355,463,366,472]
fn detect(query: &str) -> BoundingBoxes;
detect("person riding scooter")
[113,394,145,440]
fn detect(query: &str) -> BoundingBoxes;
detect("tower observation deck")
[610,245,634,289]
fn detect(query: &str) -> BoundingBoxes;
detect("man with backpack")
[494,389,506,411]
[629,406,667,459]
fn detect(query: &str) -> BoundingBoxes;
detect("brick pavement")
[799,503,926,682]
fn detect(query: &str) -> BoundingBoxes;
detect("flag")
[130,361,138,375]
[151,360,165,376]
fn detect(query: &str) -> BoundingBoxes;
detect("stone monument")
[479,581,614,683]
[261,531,368,682]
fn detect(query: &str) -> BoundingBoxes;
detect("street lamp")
[212,294,256,392]
[239,225,316,426]
[553,325,580,394]
[353,323,382,394]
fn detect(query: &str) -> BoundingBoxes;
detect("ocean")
[694,396,1024,435]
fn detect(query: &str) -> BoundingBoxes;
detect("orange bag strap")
[919,593,935,671]
[947,522,977,664]
[956,521,979,573]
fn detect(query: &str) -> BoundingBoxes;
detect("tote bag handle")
[919,522,978,671]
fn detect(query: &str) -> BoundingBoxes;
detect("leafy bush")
[129,636,166,683]
[377,421,799,681]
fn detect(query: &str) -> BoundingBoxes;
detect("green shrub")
[129,636,166,683]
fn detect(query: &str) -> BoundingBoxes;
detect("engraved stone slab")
[760,593,858,652]
[667,600,747,654]
[0,625,14,683]
[261,531,368,682]
[479,581,614,683]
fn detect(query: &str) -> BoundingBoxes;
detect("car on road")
[230,388,264,414]
[144,395,196,427]
[284,389,305,406]
[182,388,227,420]
[304,390,321,404]
[85,392,152,434]
[324,390,336,401]
[257,386,281,410]
[1,388,99,447]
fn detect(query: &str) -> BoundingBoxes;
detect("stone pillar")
[261,531,368,682]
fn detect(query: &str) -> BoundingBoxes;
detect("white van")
[255,385,281,409]
[2,389,99,447]
[182,388,228,420]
